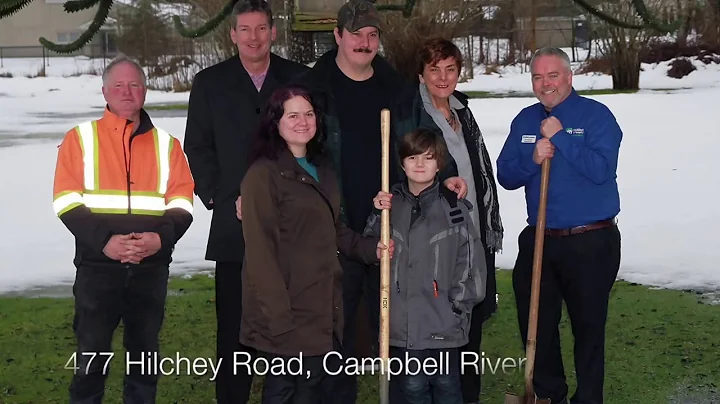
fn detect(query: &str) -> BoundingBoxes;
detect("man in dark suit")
[183,1,308,403]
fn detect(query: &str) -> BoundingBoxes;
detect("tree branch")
[573,0,646,29]
[630,0,682,33]
[376,0,417,18]
[0,0,32,17]
[172,0,234,38]
[39,0,113,52]
[63,0,100,13]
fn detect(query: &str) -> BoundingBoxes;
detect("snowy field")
[1,55,719,295]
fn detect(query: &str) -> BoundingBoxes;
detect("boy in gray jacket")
[364,128,487,404]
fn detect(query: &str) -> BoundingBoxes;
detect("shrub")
[697,49,720,65]
[640,41,720,64]
[667,58,696,79]
[574,57,613,75]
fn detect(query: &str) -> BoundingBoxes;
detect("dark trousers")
[214,261,255,404]
[260,337,343,403]
[513,225,621,404]
[330,254,381,404]
[390,347,463,404]
[68,264,169,404]
[459,251,495,403]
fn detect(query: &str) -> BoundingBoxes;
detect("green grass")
[1,271,719,403]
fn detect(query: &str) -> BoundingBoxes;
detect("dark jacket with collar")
[393,83,499,321]
[291,49,407,221]
[183,53,309,263]
[239,149,380,356]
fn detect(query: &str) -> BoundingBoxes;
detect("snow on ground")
[0,57,189,145]
[1,55,719,295]
[458,57,720,93]
[473,88,720,292]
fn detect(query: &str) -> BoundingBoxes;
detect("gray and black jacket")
[363,178,487,350]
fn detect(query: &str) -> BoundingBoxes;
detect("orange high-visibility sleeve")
[53,128,86,216]
[165,137,195,214]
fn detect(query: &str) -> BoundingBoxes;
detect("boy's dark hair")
[398,128,449,171]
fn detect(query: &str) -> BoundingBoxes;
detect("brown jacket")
[240,149,380,357]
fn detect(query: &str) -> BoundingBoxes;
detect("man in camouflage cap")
[292,0,404,402]
[336,0,382,32]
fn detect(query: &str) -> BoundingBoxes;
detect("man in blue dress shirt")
[496,47,623,404]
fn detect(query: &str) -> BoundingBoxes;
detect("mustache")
[353,48,372,53]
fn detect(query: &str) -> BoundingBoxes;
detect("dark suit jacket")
[183,53,309,262]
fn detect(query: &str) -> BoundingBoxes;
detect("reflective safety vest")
[53,111,194,218]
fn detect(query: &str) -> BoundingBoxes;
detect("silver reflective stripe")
[76,121,95,191]
[74,121,174,211]
[429,226,460,244]
[155,128,172,195]
[53,192,83,215]
[84,194,166,211]
[392,228,405,242]
[166,198,193,213]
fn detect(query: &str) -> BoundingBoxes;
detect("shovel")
[505,158,551,404]
[378,108,392,404]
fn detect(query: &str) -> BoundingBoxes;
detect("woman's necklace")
[445,110,458,129]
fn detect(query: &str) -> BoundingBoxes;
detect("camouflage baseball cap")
[337,0,382,32]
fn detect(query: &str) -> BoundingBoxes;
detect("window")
[56,32,80,44]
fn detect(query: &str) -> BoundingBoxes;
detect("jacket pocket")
[425,299,465,343]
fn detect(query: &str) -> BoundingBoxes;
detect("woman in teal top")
[239,85,393,404]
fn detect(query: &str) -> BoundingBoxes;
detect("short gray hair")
[102,53,147,87]
[530,47,571,73]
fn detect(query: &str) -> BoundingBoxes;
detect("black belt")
[544,218,617,237]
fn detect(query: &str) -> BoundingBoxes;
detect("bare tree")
[179,0,236,63]
[591,0,666,90]
[697,0,720,44]
[116,0,174,65]
[377,0,484,81]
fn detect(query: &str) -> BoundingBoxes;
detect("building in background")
[0,0,117,58]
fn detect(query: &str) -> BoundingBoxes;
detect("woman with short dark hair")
[240,85,392,403]
[394,37,504,404]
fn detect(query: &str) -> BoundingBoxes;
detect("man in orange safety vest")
[52,54,195,403]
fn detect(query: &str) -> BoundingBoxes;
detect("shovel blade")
[504,393,552,404]
[504,393,525,404]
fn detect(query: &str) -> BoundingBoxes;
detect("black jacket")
[183,53,309,262]
[393,84,499,321]
[291,49,407,223]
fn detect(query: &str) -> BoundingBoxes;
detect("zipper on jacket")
[395,244,401,293]
[123,126,139,214]
[465,225,473,281]
[433,244,440,298]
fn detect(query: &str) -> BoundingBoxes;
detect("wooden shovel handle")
[524,158,551,397]
[379,108,391,404]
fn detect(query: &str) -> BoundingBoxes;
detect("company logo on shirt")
[565,127,585,136]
